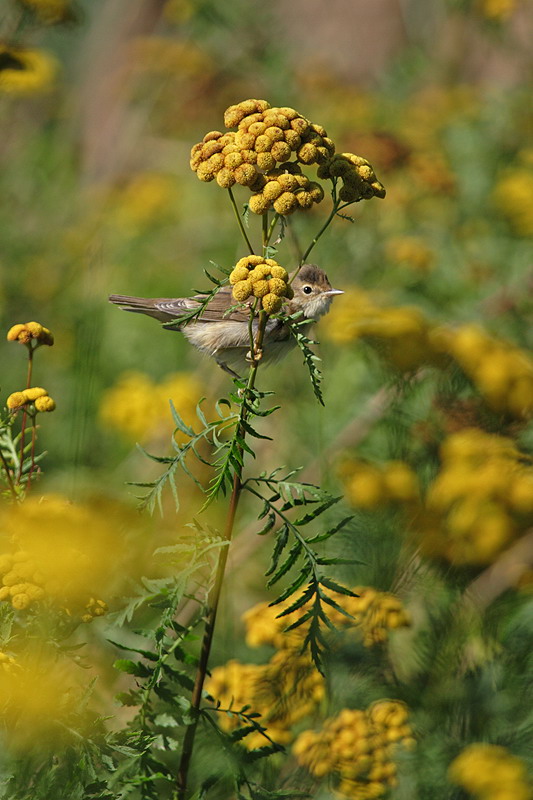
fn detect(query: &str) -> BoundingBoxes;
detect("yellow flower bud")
[21,387,48,402]
[297,143,318,164]
[196,162,216,182]
[11,593,31,610]
[273,191,298,215]
[254,134,271,153]
[270,266,288,281]
[297,191,314,209]
[248,266,270,281]
[216,167,236,188]
[268,278,287,297]
[234,163,257,186]
[256,152,276,171]
[309,182,324,202]
[7,324,29,342]
[284,130,301,150]
[262,293,283,314]
[262,181,284,202]
[270,141,292,162]
[248,194,271,215]
[25,321,43,337]
[34,395,56,412]
[252,280,270,298]
[232,280,253,302]
[6,392,27,411]
[229,266,250,284]
[277,174,299,192]
[291,117,310,136]
[224,151,243,169]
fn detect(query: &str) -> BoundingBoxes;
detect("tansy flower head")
[230,257,291,312]
[7,321,54,346]
[34,395,56,412]
[0,46,58,95]
[317,152,386,202]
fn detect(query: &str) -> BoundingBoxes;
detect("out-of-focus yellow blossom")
[449,743,531,800]
[7,321,54,346]
[447,324,533,417]
[0,650,91,752]
[341,459,420,510]
[0,651,17,672]
[243,587,410,651]
[384,236,435,273]
[322,290,440,371]
[0,494,142,615]
[0,46,58,94]
[132,37,211,79]
[476,0,518,20]
[419,429,533,565]
[107,173,178,231]
[206,648,325,749]
[16,0,73,23]
[492,168,533,236]
[293,700,414,799]
[99,370,205,443]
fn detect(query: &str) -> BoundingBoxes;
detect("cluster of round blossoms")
[419,428,533,565]
[341,459,420,510]
[293,700,415,800]
[6,386,56,414]
[190,98,385,215]
[317,153,386,202]
[229,255,292,314]
[448,743,531,800]
[7,321,54,347]
[206,648,325,750]
[243,586,410,652]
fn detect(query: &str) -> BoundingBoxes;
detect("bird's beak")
[324,288,344,296]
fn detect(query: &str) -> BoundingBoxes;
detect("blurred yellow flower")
[0,649,91,753]
[0,46,58,95]
[99,370,205,443]
[449,743,531,800]
[16,0,72,23]
[107,173,178,231]
[7,321,54,346]
[492,168,533,236]
[0,494,144,612]
[476,0,518,20]
[293,700,414,799]
[384,235,435,273]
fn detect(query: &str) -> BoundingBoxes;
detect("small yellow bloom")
[0,46,58,95]
[6,321,54,346]
[6,392,27,411]
[34,395,56,413]
[262,293,283,314]
[22,387,48,402]
[232,280,253,302]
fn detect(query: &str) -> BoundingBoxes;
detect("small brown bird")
[109,264,342,377]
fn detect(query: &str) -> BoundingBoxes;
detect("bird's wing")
[190,286,258,324]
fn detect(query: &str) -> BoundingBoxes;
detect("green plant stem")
[298,199,340,269]
[262,211,269,253]
[177,311,270,800]
[228,187,255,255]
[17,345,34,483]
[0,447,17,499]
[27,417,38,490]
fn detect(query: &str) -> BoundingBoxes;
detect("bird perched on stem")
[109,264,342,377]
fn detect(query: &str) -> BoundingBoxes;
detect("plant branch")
[228,187,255,255]
[177,309,270,799]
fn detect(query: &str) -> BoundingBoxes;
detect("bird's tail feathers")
[109,294,163,320]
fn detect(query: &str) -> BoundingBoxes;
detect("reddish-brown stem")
[27,418,38,490]
[17,344,34,483]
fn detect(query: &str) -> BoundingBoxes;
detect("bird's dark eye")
[303,285,313,294]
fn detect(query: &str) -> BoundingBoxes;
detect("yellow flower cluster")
[444,324,533,418]
[7,321,54,346]
[0,494,134,616]
[223,98,335,169]
[422,428,533,564]
[99,370,205,442]
[492,167,533,236]
[0,46,58,94]
[341,459,420,510]
[384,235,434,273]
[229,255,293,314]
[6,387,56,413]
[293,700,415,799]
[106,172,177,231]
[0,650,91,752]
[249,162,324,216]
[243,586,410,651]
[206,649,325,749]
[16,0,72,23]
[449,743,531,800]
[476,0,518,21]
[317,153,386,202]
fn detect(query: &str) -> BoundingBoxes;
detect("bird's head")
[290,264,343,320]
